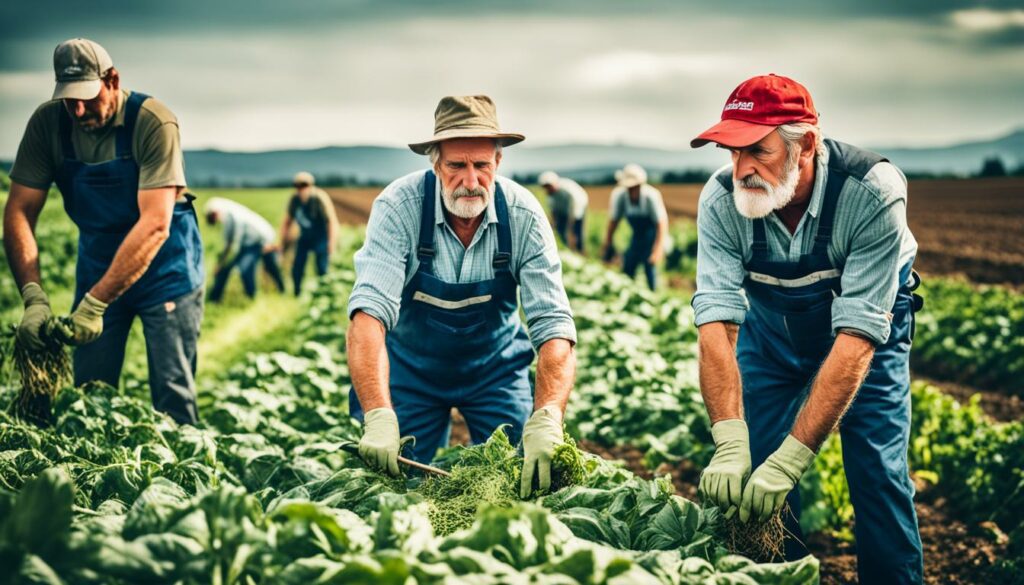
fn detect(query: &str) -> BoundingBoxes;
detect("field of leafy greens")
[3,185,1024,583]
[0,224,821,583]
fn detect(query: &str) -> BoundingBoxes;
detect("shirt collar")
[806,144,830,218]
[433,174,499,226]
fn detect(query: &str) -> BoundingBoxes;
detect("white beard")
[732,149,801,219]
[441,183,491,219]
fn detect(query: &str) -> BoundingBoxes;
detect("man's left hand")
[739,435,816,523]
[69,293,109,345]
[648,248,664,265]
[520,405,564,498]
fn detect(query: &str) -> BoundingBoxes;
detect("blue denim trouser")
[738,289,923,584]
[293,237,329,295]
[209,245,285,301]
[553,212,585,253]
[73,286,204,425]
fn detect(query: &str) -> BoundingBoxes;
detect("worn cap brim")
[53,79,102,101]
[690,118,776,149]
[409,127,525,155]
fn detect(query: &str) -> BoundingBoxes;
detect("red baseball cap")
[691,74,818,148]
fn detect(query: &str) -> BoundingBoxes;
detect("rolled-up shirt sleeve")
[348,197,411,330]
[831,194,906,345]
[692,185,749,327]
[517,211,577,348]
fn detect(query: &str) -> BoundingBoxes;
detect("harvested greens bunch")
[6,317,73,427]
[417,429,587,535]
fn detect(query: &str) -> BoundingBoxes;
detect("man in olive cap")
[4,38,204,424]
[347,96,577,498]
[690,74,922,584]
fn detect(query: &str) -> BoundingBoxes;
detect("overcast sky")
[2,0,1023,158]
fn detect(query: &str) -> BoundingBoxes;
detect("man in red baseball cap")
[689,74,924,584]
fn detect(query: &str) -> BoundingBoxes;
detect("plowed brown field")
[326,177,1024,285]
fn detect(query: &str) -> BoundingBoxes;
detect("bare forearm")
[3,207,42,290]
[347,311,392,412]
[4,184,48,290]
[652,221,667,256]
[534,338,575,414]
[698,322,744,423]
[791,333,875,450]
[89,218,170,302]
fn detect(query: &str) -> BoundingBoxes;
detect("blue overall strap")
[812,164,844,256]
[58,110,77,162]
[116,92,149,159]
[751,218,770,260]
[417,170,437,272]
[492,183,512,271]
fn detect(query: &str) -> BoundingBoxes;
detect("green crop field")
[1,185,1021,584]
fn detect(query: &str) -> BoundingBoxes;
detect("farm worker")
[690,74,923,584]
[601,164,669,290]
[346,96,577,498]
[278,171,339,295]
[4,38,204,424]
[538,171,588,253]
[204,197,285,302]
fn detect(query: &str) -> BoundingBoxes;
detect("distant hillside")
[874,129,1024,176]
[6,129,1022,186]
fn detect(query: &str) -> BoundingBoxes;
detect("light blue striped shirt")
[692,146,918,345]
[349,170,577,349]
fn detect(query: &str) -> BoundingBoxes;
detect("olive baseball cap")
[52,38,114,100]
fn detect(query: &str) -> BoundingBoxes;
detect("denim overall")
[292,196,330,294]
[622,207,658,290]
[54,92,205,423]
[350,171,535,463]
[725,140,924,584]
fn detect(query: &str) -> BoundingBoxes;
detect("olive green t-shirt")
[10,89,187,192]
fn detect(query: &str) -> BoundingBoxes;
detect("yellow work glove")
[17,283,54,351]
[69,293,108,345]
[698,419,752,518]
[520,405,564,498]
[358,407,401,476]
[739,434,816,523]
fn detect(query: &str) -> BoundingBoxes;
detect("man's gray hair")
[425,141,503,166]
[777,123,826,159]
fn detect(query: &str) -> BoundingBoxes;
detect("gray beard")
[732,149,801,219]
[441,184,491,219]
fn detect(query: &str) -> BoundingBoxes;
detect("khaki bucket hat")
[408,95,525,155]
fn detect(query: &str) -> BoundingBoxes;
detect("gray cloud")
[2,2,1023,157]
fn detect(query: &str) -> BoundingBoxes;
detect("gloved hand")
[739,434,816,523]
[520,405,564,498]
[698,419,751,518]
[17,283,53,351]
[69,293,109,345]
[359,407,401,476]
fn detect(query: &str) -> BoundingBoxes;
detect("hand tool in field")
[337,440,451,477]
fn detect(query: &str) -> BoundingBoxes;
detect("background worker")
[4,38,204,424]
[346,96,577,498]
[690,74,923,584]
[602,164,669,290]
[538,171,588,253]
[278,171,339,295]
[204,197,285,302]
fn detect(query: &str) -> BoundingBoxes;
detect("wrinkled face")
[63,73,120,133]
[725,130,801,219]
[435,138,501,220]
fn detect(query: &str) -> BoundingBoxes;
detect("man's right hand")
[358,407,401,476]
[17,283,53,351]
[698,418,752,518]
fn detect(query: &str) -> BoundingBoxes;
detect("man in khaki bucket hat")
[346,96,578,498]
